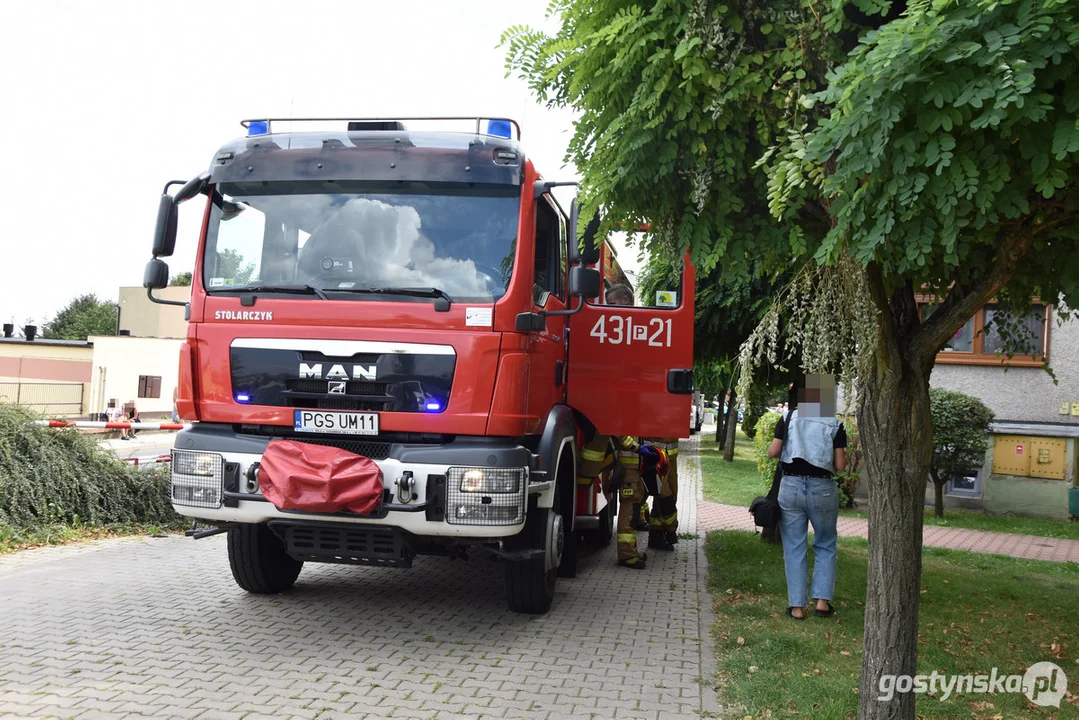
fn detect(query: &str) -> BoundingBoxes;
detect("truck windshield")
[202,183,520,303]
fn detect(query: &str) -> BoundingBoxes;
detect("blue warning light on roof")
[247,121,269,137]
[486,119,512,139]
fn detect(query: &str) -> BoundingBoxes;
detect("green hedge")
[752,411,782,490]
[0,403,181,534]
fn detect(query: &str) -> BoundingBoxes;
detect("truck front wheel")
[227,523,303,594]
[503,506,559,614]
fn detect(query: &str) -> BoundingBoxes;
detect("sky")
[0,0,643,328]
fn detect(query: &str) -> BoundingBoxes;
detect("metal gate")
[0,382,85,416]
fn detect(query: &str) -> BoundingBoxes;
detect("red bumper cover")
[258,440,384,516]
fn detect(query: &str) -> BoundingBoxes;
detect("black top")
[774,412,848,479]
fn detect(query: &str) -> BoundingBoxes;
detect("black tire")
[503,506,556,614]
[556,452,577,579]
[227,523,303,594]
[599,493,615,546]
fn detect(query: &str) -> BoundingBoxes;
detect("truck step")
[269,521,414,568]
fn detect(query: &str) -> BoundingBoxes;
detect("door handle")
[555,360,565,387]
[666,369,693,394]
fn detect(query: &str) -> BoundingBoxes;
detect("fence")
[0,382,85,416]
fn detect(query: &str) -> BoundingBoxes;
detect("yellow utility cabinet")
[1028,437,1067,480]
[992,434,1067,480]
[992,435,1031,476]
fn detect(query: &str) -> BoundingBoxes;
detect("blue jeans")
[778,475,839,607]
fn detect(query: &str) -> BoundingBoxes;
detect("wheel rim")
[546,511,564,572]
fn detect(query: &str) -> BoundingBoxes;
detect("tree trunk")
[931,468,945,519]
[715,389,729,443]
[723,389,738,462]
[857,273,936,720]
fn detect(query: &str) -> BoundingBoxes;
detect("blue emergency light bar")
[486,119,513,138]
[238,117,521,140]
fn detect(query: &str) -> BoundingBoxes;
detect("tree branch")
[912,228,1036,365]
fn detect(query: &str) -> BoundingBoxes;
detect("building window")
[919,302,1049,366]
[138,375,162,399]
[945,469,982,498]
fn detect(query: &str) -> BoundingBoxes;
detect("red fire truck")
[144,117,694,613]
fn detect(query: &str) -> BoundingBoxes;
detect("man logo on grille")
[328,381,347,395]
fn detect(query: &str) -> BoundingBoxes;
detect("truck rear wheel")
[227,523,303,594]
[595,494,616,546]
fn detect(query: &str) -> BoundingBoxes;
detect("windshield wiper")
[326,286,454,309]
[231,284,329,300]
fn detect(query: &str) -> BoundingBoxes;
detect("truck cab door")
[566,256,695,437]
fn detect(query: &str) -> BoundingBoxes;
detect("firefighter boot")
[633,501,651,531]
[648,530,675,551]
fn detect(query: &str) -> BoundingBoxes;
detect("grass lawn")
[699,429,764,507]
[0,522,184,555]
[705,530,1079,718]
[698,429,1079,541]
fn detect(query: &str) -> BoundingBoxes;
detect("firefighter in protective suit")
[615,435,650,568]
[644,437,680,549]
[577,429,614,514]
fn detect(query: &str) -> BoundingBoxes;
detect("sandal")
[786,607,806,621]
[814,602,835,618]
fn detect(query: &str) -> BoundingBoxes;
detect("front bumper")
[169,423,553,539]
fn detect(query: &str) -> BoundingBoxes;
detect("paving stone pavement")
[0,444,719,720]
[696,456,1079,564]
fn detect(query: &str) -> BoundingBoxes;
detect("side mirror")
[143,258,169,290]
[568,199,601,265]
[174,171,210,204]
[569,266,601,299]
[515,312,547,332]
[152,194,178,257]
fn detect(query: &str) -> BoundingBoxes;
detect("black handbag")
[749,412,788,535]
[749,468,782,528]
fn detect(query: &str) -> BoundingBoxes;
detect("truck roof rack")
[239,116,522,141]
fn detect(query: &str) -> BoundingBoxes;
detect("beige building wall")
[88,336,184,417]
[0,339,94,415]
[117,286,190,339]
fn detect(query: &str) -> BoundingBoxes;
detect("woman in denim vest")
[767,375,848,620]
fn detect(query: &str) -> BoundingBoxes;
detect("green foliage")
[751,410,781,489]
[691,358,729,403]
[0,404,181,537]
[740,383,776,440]
[835,416,863,508]
[500,0,855,277]
[929,388,995,482]
[169,271,193,286]
[217,249,256,285]
[776,0,1079,309]
[42,294,116,340]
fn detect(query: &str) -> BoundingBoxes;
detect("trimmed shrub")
[929,388,994,517]
[0,403,181,534]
